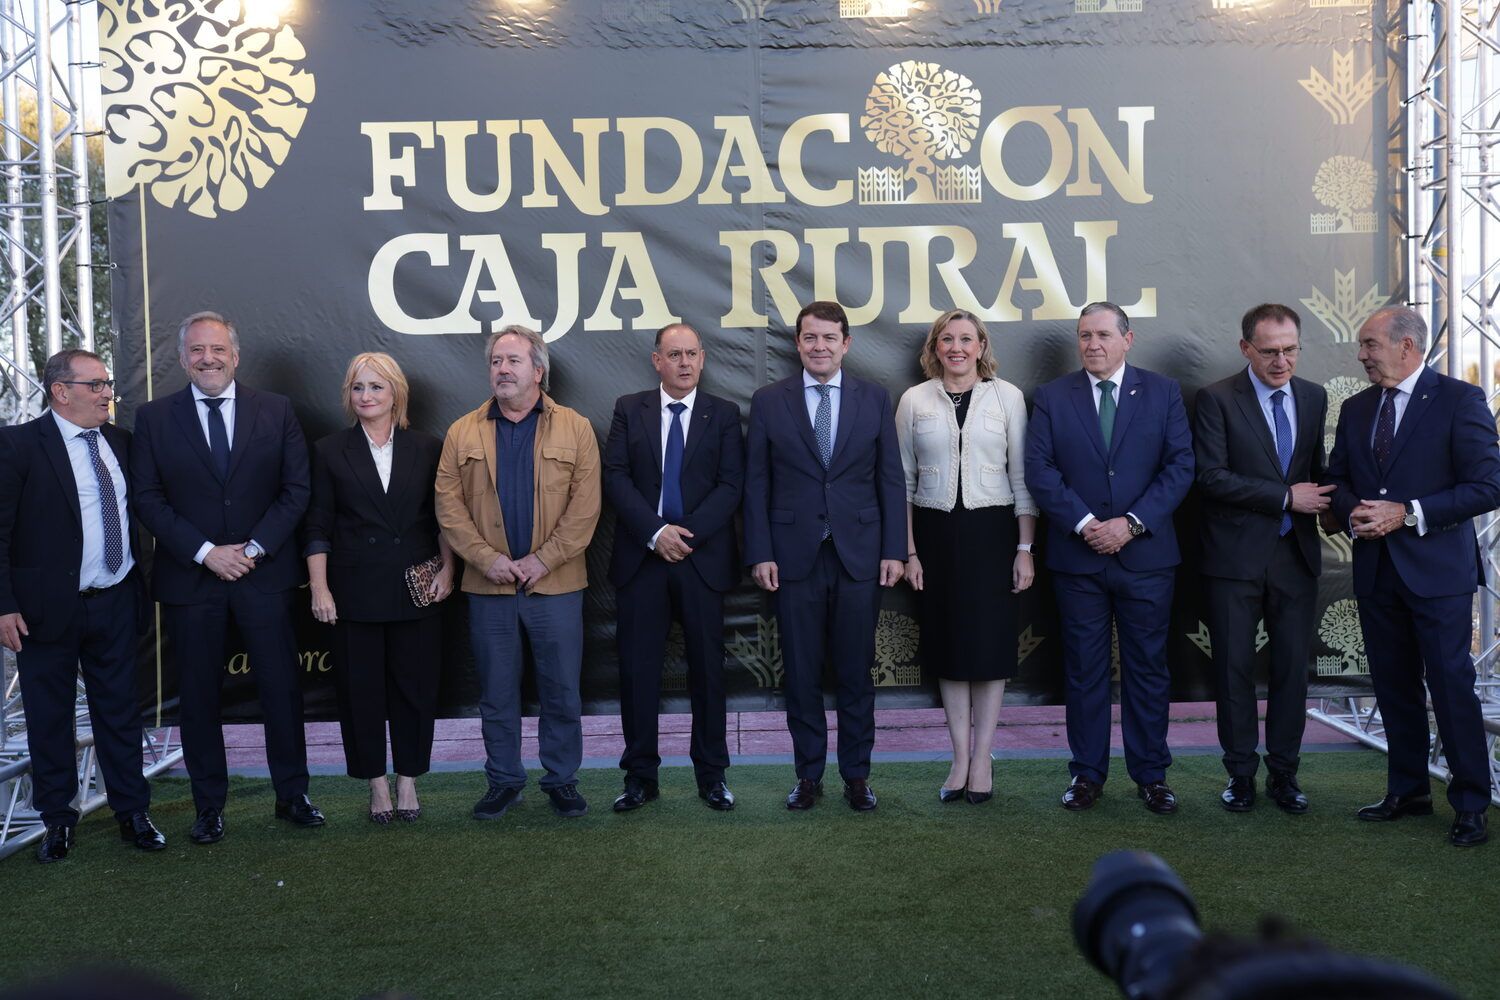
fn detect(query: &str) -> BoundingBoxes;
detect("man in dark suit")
[1326,305,1500,847]
[744,301,906,812]
[0,350,164,862]
[603,323,744,813]
[131,311,320,845]
[1195,304,1332,814]
[1025,301,1194,814]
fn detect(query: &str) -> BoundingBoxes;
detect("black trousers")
[17,583,149,827]
[615,557,729,786]
[331,616,441,779]
[1204,533,1317,777]
[775,540,880,782]
[165,587,308,811]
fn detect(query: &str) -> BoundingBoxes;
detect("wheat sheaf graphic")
[100,0,317,218]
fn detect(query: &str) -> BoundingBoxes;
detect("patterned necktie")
[202,397,231,479]
[813,384,833,468]
[661,401,686,522]
[1373,387,1397,469]
[1097,379,1116,448]
[1271,389,1293,536]
[81,430,123,573]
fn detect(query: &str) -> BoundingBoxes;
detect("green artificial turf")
[3,752,1496,1000]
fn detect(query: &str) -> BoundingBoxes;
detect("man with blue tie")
[0,350,163,862]
[1326,306,1500,847]
[1025,302,1194,814]
[1194,304,1331,814]
[744,301,906,812]
[132,312,319,845]
[603,323,744,812]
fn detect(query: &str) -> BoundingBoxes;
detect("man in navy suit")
[744,301,906,812]
[1025,302,1194,814]
[1326,305,1500,847]
[0,350,164,862]
[603,323,744,813]
[131,311,320,845]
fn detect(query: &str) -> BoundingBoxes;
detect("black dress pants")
[331,616,441,779]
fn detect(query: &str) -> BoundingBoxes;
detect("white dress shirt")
[1365,366,1428,534]
[648,386,697,549]
[802,368,843,453]
[188,381,265,563]
[1247,366,1298,450]
[52,411,134,590]
[365,426,395,492]
[1075,363,1133,534]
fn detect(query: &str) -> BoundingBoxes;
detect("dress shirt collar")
[486,393,545,422]
[50,409,93,439]
[1085,363,1126,391]
[361,423,396,452]
[190,381,236,404]
[660,385,698,411]
[1389,366,1423,399]
[1246,366,1293,405]
[802,368,843,392]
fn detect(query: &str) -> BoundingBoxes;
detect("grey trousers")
[468,590,584,790]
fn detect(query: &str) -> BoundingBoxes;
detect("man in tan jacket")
[436,325,601,820]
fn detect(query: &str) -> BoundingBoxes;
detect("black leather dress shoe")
[189,808,225,845]
[118,811,167,851]
[36,825,73,864]
[1357,793,1434,822]
[843,779,877,812]
[1138,782,1178,815]
[612,777,660,813]
[1061,777,1101,811]
[698,781,736,811]
[1221,775,1255,813]
[1450,811,1488,847]
[1266,771,1309,815]
[786,778,823,811]
[274,794,326,827]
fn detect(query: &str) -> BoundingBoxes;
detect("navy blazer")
[1326,366,1500,599]
[1194,371,1327,579]
[743,372,906,583]
[130,384,311,603]
[1025,365,1194,573]
[0,414,147,642]
[602,388,744,593]
[303,426,445,621]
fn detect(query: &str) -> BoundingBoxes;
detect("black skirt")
[912,501,1021,682]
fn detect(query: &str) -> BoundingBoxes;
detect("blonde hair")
[341,352,411,429]
[919,309,998,381]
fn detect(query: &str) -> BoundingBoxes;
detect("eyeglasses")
[1252,347,1301,360]
[58,379,115,393]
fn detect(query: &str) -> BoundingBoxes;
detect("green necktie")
[1097,379,1116,448]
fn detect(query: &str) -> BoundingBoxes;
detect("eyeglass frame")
[55,379,116,393]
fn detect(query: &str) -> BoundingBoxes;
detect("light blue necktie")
[1271,389,1293,536]
[813,385,832,539]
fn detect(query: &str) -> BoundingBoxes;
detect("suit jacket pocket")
[857,506,880,524]
[769,508,795,524]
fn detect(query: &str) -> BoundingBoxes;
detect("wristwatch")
[1016,543,1034,553]
[1402,502,1418,528]
[1125,513,1146,537]
[243,541,264,561]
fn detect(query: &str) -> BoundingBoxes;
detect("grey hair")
[1369,305,1428,350]
[41,348,103,409]
[1080,301,1130,335]
[177,311,240,357]
[485,324,550,393]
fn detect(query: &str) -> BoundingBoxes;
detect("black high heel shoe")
[939,786,966,804]
[965,760,995,804]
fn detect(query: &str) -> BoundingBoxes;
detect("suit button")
[1108,470,1115,477]
[394,537,402,545]
[1378,488,1388,496]
[224,499,231,506]
[368,537,377,544]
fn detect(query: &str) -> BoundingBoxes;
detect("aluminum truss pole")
[65,0,88,351]
[0,0,30,395]
[30,0,58,356]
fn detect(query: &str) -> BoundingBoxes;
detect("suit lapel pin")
[1129,389,1137,396]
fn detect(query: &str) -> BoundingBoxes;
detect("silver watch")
[243,541,264,561]
[1016,543,1034,553]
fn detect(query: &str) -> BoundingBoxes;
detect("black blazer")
[602,389,744,592]
[0,414,147,642]
[303,425,445,621]
[1193,370,1327,579]
[130,384,311,603]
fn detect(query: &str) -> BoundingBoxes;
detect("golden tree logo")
[972,0,1003,10]
[1321,374,1369,454]
[728,615,783,688]
[1310,156,1378,235]
[728,0,771,17]
[872,610,921,686]
[859,61,982,205]
[99,0,316,218]
[1301,268,1386,341]
[1299,49,1378,125]
[1317,599,1368,675]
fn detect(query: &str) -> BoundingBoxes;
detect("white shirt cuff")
[648,525,666,550]
[1074,513,1095,535]
[193,541,214,564]
[1411,500,1427,536]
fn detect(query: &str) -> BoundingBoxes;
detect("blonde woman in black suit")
[305,352,454,823]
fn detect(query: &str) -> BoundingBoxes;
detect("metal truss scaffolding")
[0,2,179,861]
[1308,0,1500,806]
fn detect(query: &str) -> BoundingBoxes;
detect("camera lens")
[1073,851,1202,999]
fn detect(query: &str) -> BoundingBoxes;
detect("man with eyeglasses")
[1193,304,1330,815]
[131,311,319,845]
[602,323,744,813]
[0,349,164,862]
